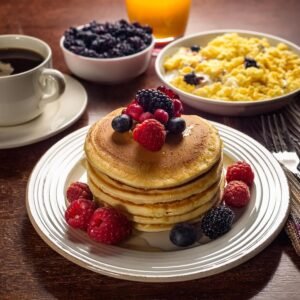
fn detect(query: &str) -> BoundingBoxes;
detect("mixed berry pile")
[112,86,185,151]
[63,20,153,58]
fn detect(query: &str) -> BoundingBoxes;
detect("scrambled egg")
[163,33,300,101]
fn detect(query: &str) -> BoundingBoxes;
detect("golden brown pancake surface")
[85,108,222,189]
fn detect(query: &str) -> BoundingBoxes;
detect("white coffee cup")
[0,35,66,126]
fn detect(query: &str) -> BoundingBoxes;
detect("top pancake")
[84,108,222,189]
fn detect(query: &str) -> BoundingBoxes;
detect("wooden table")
[1,0,300,299]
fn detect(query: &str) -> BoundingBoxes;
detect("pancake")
[132,190,222,232]
[85,108,222,189]
[86,154,223,204]
[89,175,222,217]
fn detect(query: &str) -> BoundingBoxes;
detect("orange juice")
[125,0,191,43]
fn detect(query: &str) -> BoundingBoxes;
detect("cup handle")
[39,68,66,104]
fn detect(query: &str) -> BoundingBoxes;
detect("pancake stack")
[84,109,223,232]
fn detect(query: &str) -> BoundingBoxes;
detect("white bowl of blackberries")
[60,20,155,84]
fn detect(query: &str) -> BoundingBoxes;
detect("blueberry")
[190,45,200,52]
[77,31,97,45]
[73,39,85,47]
[132,22,142,28]
[69,45,85,55]
[63,39,72,49]
[91,24,107,35]
[109,47,122,58]
[142,34,152,45]
[167,118,186,134]
[119,42,135,56]
[81,49,98,58]
[244,57,259,68]
[118,19,129,26]
[65,27,78,37]
[112,114,133,132]
[135,28,147,38]
[128,36,144,50]
[90,38,106,52]
[170,223,197,247]
[143,25,153,34]
[81,24,92,31]
[184,72,201,85]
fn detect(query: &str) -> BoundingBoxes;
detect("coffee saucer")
[0,74,87,149]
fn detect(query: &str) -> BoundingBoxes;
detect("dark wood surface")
[1,0,300,299]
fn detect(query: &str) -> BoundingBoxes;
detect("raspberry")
[157,85,180,100]
[66,182,93,203]
[87,207,132,245]
[173,99,183,117]
[65,199,96,230]
[133,119,166,151]
[136,89,174,117]
[125,103,144,121]
[226,161,254,186]
[154,109,169,124]
[139,112,154,123]
[201,206,235,239]
[223,181,251,208]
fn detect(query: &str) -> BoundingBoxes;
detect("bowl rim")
[155,29,300,106]
[60,24,155,62]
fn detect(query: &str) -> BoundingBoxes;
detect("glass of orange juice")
[125,0,191,45]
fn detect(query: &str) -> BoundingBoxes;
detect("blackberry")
[201,206,235,240]
[184,72,201,85]
[136,89,174,116]
[244,57,259,69]
[170,223,197,247]
[135,89,154,110]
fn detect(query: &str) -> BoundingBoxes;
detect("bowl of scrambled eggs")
[155,30,300,116]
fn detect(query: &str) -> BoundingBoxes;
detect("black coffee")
[0,48,44,75]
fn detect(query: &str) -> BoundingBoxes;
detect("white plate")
[0,74,87,149]
[26,123,290,282]
[155,30,300,116]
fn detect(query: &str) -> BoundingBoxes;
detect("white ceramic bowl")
[155,30,300,116]
[60,35,154,84]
